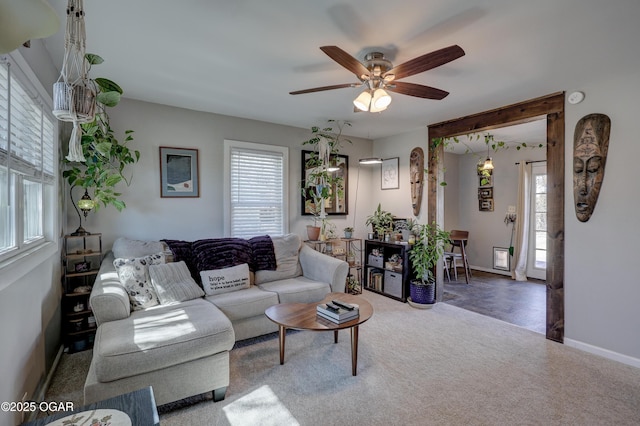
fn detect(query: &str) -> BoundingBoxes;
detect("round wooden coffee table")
[265,292,373,376]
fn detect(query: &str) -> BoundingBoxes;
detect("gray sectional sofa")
[83,234,348,406]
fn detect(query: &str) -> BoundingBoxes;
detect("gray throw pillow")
[149,261,205,304]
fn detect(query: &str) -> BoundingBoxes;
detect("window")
[224,140,288,238]
[0,54,56,261]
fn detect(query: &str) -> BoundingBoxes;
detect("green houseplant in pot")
[365,203,394,240]
[408,222,450,306]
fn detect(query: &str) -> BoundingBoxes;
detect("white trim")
[564,338,640,369]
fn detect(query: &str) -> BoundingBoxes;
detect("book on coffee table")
[317,302,359,322]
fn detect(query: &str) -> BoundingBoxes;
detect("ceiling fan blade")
[290,83,356,95]
[320,46,369,78]
[385,45,465,80]
[387,82,449,100]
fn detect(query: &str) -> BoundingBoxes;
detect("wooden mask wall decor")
[573,113,611,222]
[410,147,424,215]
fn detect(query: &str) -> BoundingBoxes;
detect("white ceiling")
[41,0,640,141]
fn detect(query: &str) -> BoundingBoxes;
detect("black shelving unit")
[364,239,412,302]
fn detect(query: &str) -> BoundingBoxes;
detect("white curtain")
[512,162,531,281]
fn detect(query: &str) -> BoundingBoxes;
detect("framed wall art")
[493,247,510,271]
[479,198,494,212]
[160,147,200,197]
[381,157,399,190]
[301,150,348,215]
[478,187,493,199]
[478,175,493,188]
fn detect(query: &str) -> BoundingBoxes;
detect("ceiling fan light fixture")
[372,88,392,109]
[353,90,372,111]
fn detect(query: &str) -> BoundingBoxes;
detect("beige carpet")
[45,291,640,425]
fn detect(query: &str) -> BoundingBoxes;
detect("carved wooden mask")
[573,113,611,222]
[410,147,424,215]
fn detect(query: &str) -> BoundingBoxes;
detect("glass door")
[527,162,547,280]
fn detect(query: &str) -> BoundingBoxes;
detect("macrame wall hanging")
[53,0,95,162]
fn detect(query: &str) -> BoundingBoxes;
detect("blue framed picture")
[160,147,199,197]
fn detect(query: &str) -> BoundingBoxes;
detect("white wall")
[70,99,375,250]
[0,41,62,426]
[370,128,431,223]
[372,83,640,364]
[563,67,640,364]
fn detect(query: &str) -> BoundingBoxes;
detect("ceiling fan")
[290,45,465,112]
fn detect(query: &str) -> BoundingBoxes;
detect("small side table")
[22,387,159,426]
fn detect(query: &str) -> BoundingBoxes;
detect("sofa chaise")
[83,233,348,406]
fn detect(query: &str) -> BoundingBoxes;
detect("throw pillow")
[149,261,205,304]
[255,233,302,284]
[200,263,251,296]
[113,252,165,310]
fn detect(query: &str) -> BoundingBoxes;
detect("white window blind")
[228,142,288,238]
[0,56,56,256]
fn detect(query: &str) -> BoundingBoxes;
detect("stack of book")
[317,300,359,324]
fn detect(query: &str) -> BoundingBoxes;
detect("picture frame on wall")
[300,150,348,215]
[479,175,493,187]
[493,247,510,271]
[381,157,399,190]
[479,198,494,212]
[160,147,200,197]
[478,187,493,199]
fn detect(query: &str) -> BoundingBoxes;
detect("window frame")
[0,51,58,269]
[223,140,289,238]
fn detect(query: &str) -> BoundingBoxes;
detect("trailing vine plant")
[301,120,352,229]
[62,53,140,211]
[429,132,544,186]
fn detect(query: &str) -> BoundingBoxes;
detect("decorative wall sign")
[160,147,200,197]
[301,150,348,215]
[381,157,399,190]
[493,247,510,271]
[409,147,424,215]
[573,113,611,222]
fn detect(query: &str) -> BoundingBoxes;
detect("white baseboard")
[565,338,640,369]
[468,265,512,277]
[24,345,65,423]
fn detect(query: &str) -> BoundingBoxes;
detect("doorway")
[428,93,565,343]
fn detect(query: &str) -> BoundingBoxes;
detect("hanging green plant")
[62,53,140,212]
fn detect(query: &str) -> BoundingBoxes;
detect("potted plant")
[62,53,140,212]
[346,251,356,266]
[365,203,394,240]
[344,227,354,238]
[408,222,450,306]
[346,275,360,294]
